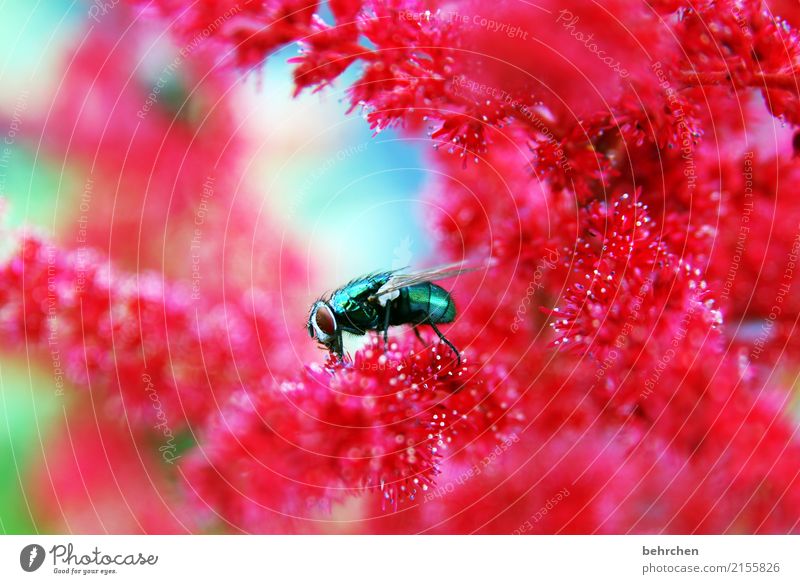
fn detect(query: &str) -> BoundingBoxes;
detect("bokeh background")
[0,0,431,533]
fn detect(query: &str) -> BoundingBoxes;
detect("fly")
[307,262,486,366]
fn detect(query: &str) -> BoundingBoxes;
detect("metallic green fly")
[307,262,483,366]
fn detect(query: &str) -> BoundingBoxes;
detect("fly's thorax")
[329,291,382,333]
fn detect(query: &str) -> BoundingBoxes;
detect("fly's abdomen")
[396,282,456,324]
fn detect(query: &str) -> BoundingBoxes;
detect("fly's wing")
[369,259,493,304]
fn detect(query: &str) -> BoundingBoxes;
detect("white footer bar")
[1,535,797,583]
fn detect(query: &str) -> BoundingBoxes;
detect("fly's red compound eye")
[314,303,336,337]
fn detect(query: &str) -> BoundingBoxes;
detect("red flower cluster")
[4,0,800,532]
[0,234,294,426]
[183,338,519,531]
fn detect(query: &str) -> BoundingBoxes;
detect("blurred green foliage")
[0,359,63,533]
[0,0,79,534]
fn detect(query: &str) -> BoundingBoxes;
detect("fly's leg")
[412,325,426,345]
[410,325,427,358]
[428,322,461,367]
[382,304,391,350]
[413,322,461,367]
[334,332,346,364]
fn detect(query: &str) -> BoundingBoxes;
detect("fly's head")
[308,300,339,355]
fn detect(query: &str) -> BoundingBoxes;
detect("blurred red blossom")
[0,234,296,426]
[35,7,305,295]
[28,405,195,534]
